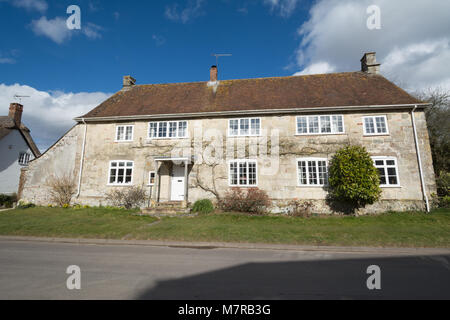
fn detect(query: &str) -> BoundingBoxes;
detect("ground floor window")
[148,171,156,186]
[297,158,328,186]
[108,161,133,185]
[229,160,257,186]
[372,157,400,187]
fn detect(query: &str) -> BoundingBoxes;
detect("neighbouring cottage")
[0,103,40,195]
[20,52,436,214]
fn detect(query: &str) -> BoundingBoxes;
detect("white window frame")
[296,115,345,135]
[363,115,389,136]
[148,121,189,139]
[115,125,134,142]
[372,156,401,187]
[18,152,31,166]
[296,158,329,187]
[228,159,258,187]
[148,171,156,186]
[108,160,134,186]
[228,118,262,137]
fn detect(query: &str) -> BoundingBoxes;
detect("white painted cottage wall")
[0,130,35,195]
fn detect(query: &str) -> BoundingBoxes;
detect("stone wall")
[20,109,436,213]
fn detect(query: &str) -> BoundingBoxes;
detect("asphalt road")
[0,240,449,300]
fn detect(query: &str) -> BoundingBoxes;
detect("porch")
[147,157,194,212]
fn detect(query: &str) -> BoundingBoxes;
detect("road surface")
[0,240,449,299]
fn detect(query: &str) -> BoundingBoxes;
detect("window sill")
[363,134,390,137]
[297,185,327,188]
[147,137,189,141]
[380,185,402,188]
[107,184,133,187]
[228,135,262,138]
[229,185,258,188]
[295,133,346,137]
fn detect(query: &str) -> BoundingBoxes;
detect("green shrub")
[440,196,450,208]
[328,145,381,210]
[436,171,450,197]
[0,194,17,208]
[192,199,215,214]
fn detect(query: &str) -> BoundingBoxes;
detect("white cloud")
[11,0,47,13]
[83,23,103,40]
[264,0,299,18]
[30,16,71,44]
[293,0,450,91]
[294,61,336,76]
[165,0,205,23]
[0,83,112,151]
[30,16,103,44]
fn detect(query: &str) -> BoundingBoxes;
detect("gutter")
[76,118,87,198]
[411,106,430,212]
[74,103,431,123]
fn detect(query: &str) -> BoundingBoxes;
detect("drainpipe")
[76,119,87,198]
[411,106,430,212]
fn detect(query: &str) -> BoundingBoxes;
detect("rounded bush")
[329,145,381,208]
[192,199,215,214]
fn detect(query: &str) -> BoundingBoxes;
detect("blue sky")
[1,0,449,151]
[0,0,311,93]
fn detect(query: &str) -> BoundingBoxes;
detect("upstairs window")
[149,121,188,139]
[116,125,134,142]
[296,115,344,135]
[372,157,400,187]
[363,116,389,135]
[297,158,328,186]
[18,152,31,166]
[108,161,133,185]
[229,118,261,137]
[229,160,257,186]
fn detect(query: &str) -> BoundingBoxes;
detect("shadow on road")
[137,254,450,300]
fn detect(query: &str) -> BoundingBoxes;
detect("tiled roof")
[80,72,423,120]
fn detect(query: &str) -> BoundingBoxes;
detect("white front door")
[171,165,185,201]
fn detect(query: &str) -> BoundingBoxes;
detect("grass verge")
[0,207,448,247]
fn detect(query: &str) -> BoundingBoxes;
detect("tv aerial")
[13,94,30,103]
[212,53,232,67]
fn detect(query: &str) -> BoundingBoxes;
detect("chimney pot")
[9,103,23,127]
[361,52,381,74]
[123,75,136,90]
[210,65,218,82]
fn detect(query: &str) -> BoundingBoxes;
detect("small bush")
[328,145,381,211]
[192,199,215,214]
[440,196,450,208]
[0,194,17,208]
[220,187,271,215]
[105,186,146,209]
[436,171,450,197]
[46,175,76,207]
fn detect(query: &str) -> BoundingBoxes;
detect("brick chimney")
[361,52,381,74]
[122,75,136,91]
[9,103,23,127]
[210,65,218,82]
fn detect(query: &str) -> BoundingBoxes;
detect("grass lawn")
[0,207,449,247]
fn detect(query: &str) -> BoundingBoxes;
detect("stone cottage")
[20,53,436,213]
